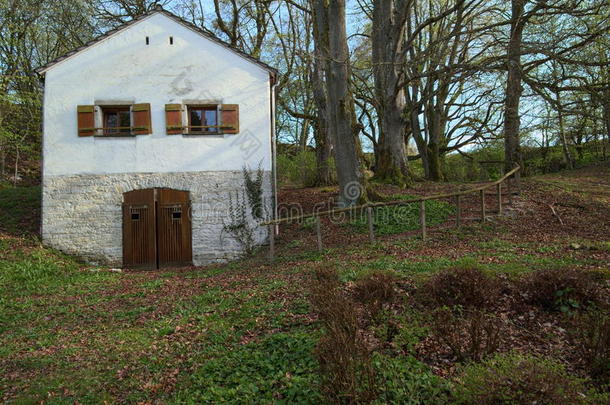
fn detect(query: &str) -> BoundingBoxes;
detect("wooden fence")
[262,165,521,261]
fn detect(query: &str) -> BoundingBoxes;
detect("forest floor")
[0,162,609,403]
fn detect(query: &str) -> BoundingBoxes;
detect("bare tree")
[503,0,526,181]
[502,0,609,179]
[370,0,412,186]
[312,0,365,205]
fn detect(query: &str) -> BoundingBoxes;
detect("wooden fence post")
[420,200,427,240]
[455,195,462,228]
[497,183,502,215]
[315,216,323,251]
[367,206,375,243]
[480,189,486,222]
[268,223,275,262]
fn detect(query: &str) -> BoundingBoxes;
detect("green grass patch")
[174,331,322,403]
[0,186,40,234]
[374,354,450,404]
[0,238,117,297]
[347,197,455,236]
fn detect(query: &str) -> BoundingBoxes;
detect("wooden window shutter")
[165,104,183,135]
[132,103,152,135]
[77,105,95,137]
[220,104,239,134]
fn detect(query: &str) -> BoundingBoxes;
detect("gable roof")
[35,6,277,76]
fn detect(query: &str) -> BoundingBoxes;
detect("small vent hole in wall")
[145,36,149,45]
[169,36,173,45]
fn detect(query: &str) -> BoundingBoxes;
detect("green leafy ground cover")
[1,163,609,403]
[347,195,455,236]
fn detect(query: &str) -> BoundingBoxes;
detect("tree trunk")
[407,89,431,179]
[299,119,310,150]
[503,0,526,183]
[312,0,365,206]
[313,121,333,185]
[603,90,610,160]
[426,105,444,181]
[13,146,19,186]
[371,0,412,186]
[375,105,411,185]
[311,15,333,186]
[556,90,574,169]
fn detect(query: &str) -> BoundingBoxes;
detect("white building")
[37,6,277,269]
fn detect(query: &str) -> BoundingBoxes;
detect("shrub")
[277,150,334,188]
[419,265,501,310]
[353,271,397,318]
[309,267,377,403]
[313,265,341,286]
[242,165,265,220]
[453,352,608,405]
[431,307,501,362]
[519,268,603,312]
[574,311,610,380]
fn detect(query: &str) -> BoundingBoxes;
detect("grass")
[0,185,40,235]
[347,196,455,236]
[174,331,322,403]
[1,233,605,402]
[1,163,609,403]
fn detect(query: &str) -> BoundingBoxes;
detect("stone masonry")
[42,171,272,266]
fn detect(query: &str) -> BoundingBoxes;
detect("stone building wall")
[42,171,272,266]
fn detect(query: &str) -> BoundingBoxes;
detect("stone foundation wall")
[42,171,272,266]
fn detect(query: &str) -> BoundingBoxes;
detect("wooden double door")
[123,188,192,269]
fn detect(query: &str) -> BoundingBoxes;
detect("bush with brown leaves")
[309,267,377,404]
[519,268,603,312]
[574,311,610,380]
[353,271,397,318]
[431,307,501,362]
[313,265,341,286]
[419,264,502,310]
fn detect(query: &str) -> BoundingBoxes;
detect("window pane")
[190,109,203,128]
[106,112,118,133]
[204,109,217,132]
[119,110,131,132]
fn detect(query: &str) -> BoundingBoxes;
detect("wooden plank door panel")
[157,189,192,268]
[123,189,156,269]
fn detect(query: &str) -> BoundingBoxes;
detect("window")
[187,105,218,134]
[165,103,238,135]
[78,103,151,137]
[102,106,131,135]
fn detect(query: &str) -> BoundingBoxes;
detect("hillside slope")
[0,163,608,403]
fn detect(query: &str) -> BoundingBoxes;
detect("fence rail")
[264,165,521,261]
